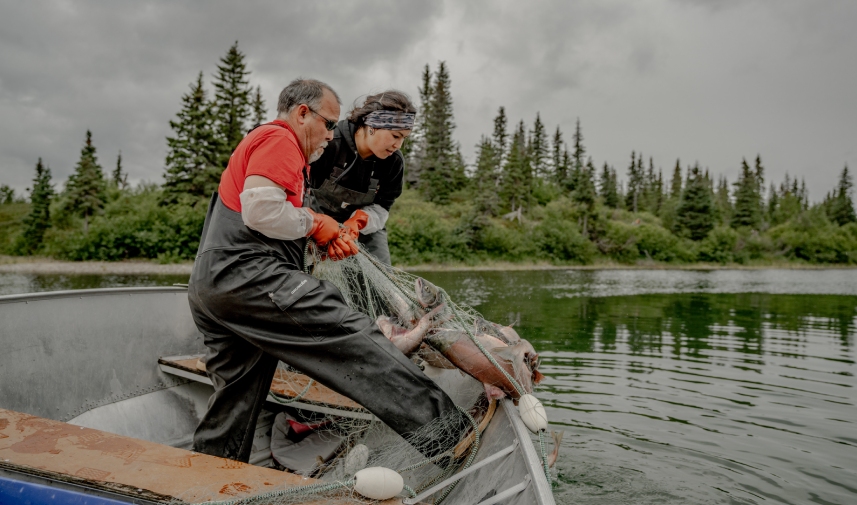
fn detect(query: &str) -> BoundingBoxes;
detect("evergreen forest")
[2,44,856,267]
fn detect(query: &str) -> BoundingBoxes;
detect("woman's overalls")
[305,145,392,265]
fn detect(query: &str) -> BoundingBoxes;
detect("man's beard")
[308,141,328,163]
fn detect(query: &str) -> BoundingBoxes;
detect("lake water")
[2,269,855,504]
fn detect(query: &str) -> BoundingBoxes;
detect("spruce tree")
[573,158,597,235]
[599,162,619,208]
[472,136,500,217]
[65,130,106,233]
[625,151,644,212]
[420,61,465,204]
[251,85,266,127]
[754,155,766,223]
[731,158,762,229]
[829,165,856,226]
[499,121,531,215]
[669,159,682,199]
[112,151,127,189]
[529,113,549,178]
[715,176,732,225]
[567,118,585,192]
[487,107,507,190]
[675,164,714,240]
[561,148,572,190]
[404,65,433,187]
[164,72,220,200]
[551,126,566,185]
[767,183,779,223]
[799,179,809,210]
[492,106,508,162]
[212,41,252,168]
[17,158,54,253]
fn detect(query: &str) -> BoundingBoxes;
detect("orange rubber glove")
[327,232,360,261]
[306,209,340,247]
[342,209,369,240]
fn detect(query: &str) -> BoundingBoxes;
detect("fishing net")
[176,244,542,505]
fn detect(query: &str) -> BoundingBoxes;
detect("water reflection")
[416,270,856,505]
[525,293,855,359]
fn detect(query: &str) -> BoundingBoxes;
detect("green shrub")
[0,202,29,254]
[733,230,774,263]
[387,195,468,264]
[475,220,537,261]
[532,179,561,206]
[634,223,688,262]
[596,220,688,263]
[532,219,594,264]
[768,212,857,263]
[698,226,738,263]
[598,221,638,263]
[43,187,206,261]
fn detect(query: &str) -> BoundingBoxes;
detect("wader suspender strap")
[309,129,381,219]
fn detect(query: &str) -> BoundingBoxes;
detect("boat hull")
[0,288,553,505]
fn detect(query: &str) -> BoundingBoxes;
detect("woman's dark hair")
[347,90,417,126]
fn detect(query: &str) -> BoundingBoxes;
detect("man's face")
[303,90,340,162]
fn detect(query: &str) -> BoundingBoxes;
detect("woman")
[307,90,415,265]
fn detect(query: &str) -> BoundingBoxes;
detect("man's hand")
[306,209,340,246]
[342,209,369,240]
[327,232,360,261]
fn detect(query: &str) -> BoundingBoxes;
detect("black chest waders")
[306,145,392,265]
[187,194,464,462]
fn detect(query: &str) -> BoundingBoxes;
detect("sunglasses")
[308,107,337,131]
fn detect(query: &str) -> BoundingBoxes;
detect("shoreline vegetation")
[3,45,857,271]
[2,255,854,276]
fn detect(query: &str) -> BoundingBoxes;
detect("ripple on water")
[415,271,856,505]
[2,269,855,504]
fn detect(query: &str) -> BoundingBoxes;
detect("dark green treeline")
[2,53,856,265]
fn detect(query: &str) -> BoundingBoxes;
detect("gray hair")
[277,78,341,115]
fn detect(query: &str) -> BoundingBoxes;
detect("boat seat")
[159,355,376,420]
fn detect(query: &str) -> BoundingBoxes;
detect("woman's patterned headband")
[364,110,416,130]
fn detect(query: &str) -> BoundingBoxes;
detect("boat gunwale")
[1,462,171,505]
[0,286,189,305]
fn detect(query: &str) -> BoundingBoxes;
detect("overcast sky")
[1,0,855,202]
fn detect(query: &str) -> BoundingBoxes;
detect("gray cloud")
[0,1,442,192]
[1,0,855,204]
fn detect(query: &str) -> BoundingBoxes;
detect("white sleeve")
[239,187,313,240]
[359,204,389,235]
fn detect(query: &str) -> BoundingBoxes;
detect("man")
[188,78,464,463]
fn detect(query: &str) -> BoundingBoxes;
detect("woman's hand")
[342,209,369,240]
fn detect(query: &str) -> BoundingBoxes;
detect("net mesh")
[176,244,541,504]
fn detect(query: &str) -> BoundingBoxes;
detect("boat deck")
[0,358,404,503]
[0,408,361,504]
[158,355,373,419]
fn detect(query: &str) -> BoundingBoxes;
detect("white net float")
[353,467,404,500]
[518,393,548,433]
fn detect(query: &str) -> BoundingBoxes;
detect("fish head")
[415,278,442,309]
[528,353,544,385]
[487,336,544,395]
[518,339,540,373]
[499,325,522,344]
